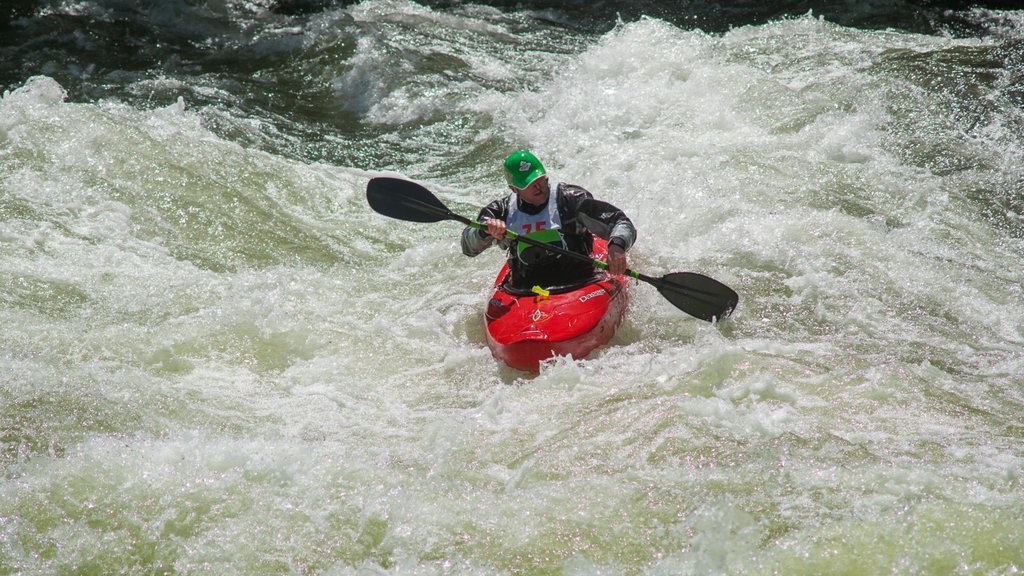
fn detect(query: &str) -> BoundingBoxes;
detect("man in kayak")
[461,150,636,290]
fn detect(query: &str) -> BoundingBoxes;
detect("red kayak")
[484,238,630,371]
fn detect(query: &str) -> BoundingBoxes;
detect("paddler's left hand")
[607,243,627,275]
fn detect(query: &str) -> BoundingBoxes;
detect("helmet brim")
[508,169,545,190]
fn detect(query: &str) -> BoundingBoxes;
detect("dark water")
[3,0,1021,171]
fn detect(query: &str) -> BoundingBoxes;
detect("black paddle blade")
[655,272,739,322]
[366,177,453,223]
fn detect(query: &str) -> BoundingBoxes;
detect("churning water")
[2,1,1023,573]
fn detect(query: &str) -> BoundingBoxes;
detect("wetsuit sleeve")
[571,191,637,251]
[461,197,509,257]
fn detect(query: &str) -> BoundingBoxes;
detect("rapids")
[2,1,1023,573]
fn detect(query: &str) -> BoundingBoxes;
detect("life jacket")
[503,184,595,289]
[505,187,567,267]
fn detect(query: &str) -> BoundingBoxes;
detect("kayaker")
[461,150,636,289]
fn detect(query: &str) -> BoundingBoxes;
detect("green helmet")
[503,150,546,189]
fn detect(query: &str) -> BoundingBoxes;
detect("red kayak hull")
[484,238,630,371]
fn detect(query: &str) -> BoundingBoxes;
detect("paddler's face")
[511,176,550,207]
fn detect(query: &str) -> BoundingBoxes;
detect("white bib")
[506,185,567,265]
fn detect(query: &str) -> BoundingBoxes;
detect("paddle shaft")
[452,212,728,303]
[456,213,619,270]
[366,176,738,320]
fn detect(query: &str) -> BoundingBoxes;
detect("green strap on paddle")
[365,176,739,322]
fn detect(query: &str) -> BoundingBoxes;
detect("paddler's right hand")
[483,218,507,241]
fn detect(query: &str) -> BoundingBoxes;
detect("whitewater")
[2,2,1023,573]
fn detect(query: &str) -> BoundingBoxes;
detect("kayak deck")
[484,239,629,371]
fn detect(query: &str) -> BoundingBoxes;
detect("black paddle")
[366,176,739,322]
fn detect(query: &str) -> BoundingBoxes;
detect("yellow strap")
[531,285,550,298]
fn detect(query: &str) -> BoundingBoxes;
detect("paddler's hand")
[483,218,507,241]
[607,242,627,275]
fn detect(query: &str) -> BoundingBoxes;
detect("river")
[2,1,1023,573]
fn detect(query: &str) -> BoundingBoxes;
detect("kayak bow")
[485,238,629,371]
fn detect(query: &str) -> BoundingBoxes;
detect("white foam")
[4,8,1024,573]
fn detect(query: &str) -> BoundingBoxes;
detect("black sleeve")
[476,198,509,234]
[461,196,510,257]
[562,185,637,250]
[556,184,594,233]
